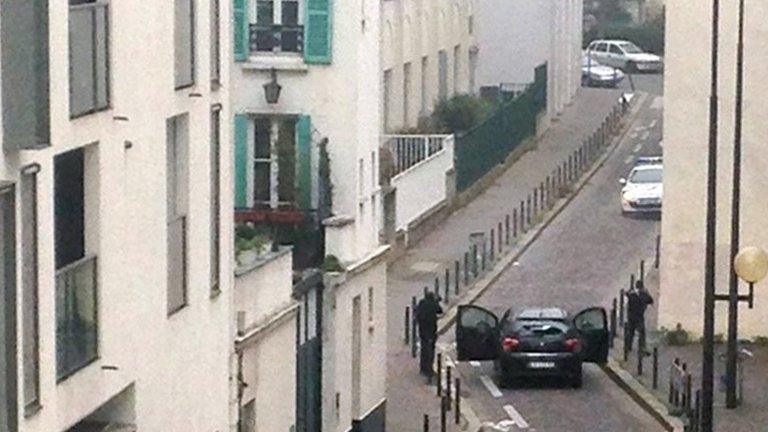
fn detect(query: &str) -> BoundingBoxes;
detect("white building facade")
[659,0,768,337]
[1,0,234,431]
[475,0,582,121]
[230,0,388,430]
[381,0,479,133]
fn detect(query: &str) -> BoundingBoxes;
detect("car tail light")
[502,337,520,352]
[565,338,581,353]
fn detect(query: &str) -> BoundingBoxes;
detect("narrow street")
[441,76,665,431]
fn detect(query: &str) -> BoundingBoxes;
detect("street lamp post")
[725,0,746,410]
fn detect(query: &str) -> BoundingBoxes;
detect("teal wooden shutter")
[296,116,312,209]
[234,115,249,208]
[233,0,247,61]
[304,0,332,64]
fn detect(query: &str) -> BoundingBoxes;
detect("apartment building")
[476,0,582,121]
[230,0,388,431]
[381,0,479,133]
[1,0,233,430]
[659,0,768,337]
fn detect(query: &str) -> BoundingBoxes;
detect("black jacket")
[416,297,443,339]
[626,289,653,322]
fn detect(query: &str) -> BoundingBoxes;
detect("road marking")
[624,155,634,165]
[479,374,503,398]
[470,361,481,368]
[633,144,642,153]
[503,404,531,428]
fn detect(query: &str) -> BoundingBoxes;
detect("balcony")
[382,135,451,178]
[69,1,110,118]
[56,255,98,381]
[249,23,304,54]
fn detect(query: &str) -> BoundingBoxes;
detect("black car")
[455,306,609,388]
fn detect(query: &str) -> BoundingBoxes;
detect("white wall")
[1,0,234,430]
[659,0,768,337]
[381,0,478,133]
[235,248,294,326]
[391,138,454,231]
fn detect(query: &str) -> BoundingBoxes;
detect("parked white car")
[581,55,625,87]
[620,157,663,214]
[586,39,663,73]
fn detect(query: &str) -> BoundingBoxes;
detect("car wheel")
[571,371,583,389]
[625,61,637,73]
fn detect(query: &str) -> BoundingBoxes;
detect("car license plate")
[528,361,555,369]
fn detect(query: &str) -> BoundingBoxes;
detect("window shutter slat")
[233,0,247,61]
[296,116,312,209]
[304,0,332,64]
[234,115,249,208]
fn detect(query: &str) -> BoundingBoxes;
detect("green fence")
[455,64,547,191]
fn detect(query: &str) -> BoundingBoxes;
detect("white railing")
[384,134,452,176]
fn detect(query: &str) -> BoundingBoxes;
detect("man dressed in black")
[416,291,443,378]
[625,280,654,353]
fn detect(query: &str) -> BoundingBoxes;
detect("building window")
[251,0,304,54]
[383,69,392,132]
[438,50,447,101]
[55,147,99,381]
[468,15,473,35]
[167,115,189,315]
[403,62,411,127]
[21,167,40,412]
[1,184,17,431]
[174,0,195,89]
[210,107,221,295]
[367,287,374,323]
[211,0,221,84]
[252,117,298,208]
[358,158,364,198]
[453,45,460,95]
[69,0,110,118]
[420,56,428,114]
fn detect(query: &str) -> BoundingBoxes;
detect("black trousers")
[419,336,436,376]
[625,318,646,351]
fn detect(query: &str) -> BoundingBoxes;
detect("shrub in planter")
[322,255,344,273]
[665,323,690,346]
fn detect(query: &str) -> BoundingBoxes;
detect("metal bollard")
[411,296,418,358]
[446,366,452,410]
[526,194,532,225]
[685,369,692,412]
[424,286,429,298]
[434,277,440,299]
[640,260,646,283]
[444,268,450,303]
[694,390,701,432]
[454,261,460,295]
[472,245,478,277]
[481,240,487,271]
[652,347,659,389]
[610,300,617,345]
[455,378,461,425]
[519,201,525,232]
[546,176,552,207]
[513,209,518,238]
[619,289,625,328]
[539,182,545,211]
[637,340,644,376]
[437,353,443,396]
[405,306,410,345]
[464,252,470,285]
[423,414,429,432]
[505,215,510,245]
[630,273,636,292]
[534,188,539,215]
[490,229,495,262]
[568,156,573,182]
[440,396,448,432]
[557,165,563,190]
[498,222,503,254]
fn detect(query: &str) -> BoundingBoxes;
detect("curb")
[436,91,650,338]
[602,358,685,432]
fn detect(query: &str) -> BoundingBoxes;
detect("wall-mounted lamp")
[264,68,282,104]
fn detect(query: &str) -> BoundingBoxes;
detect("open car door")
[573,307,609,364]
[456,305,499,361]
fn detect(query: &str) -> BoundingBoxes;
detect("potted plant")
[235,223,274,266]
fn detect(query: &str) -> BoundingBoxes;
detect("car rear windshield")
[510,320,569,336]
[619,42,643,54]
[630,168,662,183]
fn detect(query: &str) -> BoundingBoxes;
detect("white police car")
[620,157,663,214]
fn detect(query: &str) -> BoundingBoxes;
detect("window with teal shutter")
[296,116,312,209]
[234,115,249,208]
[304,0,332,64]
[233,0,248,61]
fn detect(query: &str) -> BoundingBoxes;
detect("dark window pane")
[56,256,97,380]
[277,119,296,203]
[257,0,273,24]
[254,162,271,203]
[282,1,298,25]
[54,149,85,270]
[254,118,271,159]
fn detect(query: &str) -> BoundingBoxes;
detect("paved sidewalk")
[611,267,768,432]
[386,88,626,431]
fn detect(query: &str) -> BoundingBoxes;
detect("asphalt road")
[444,77,666,431]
